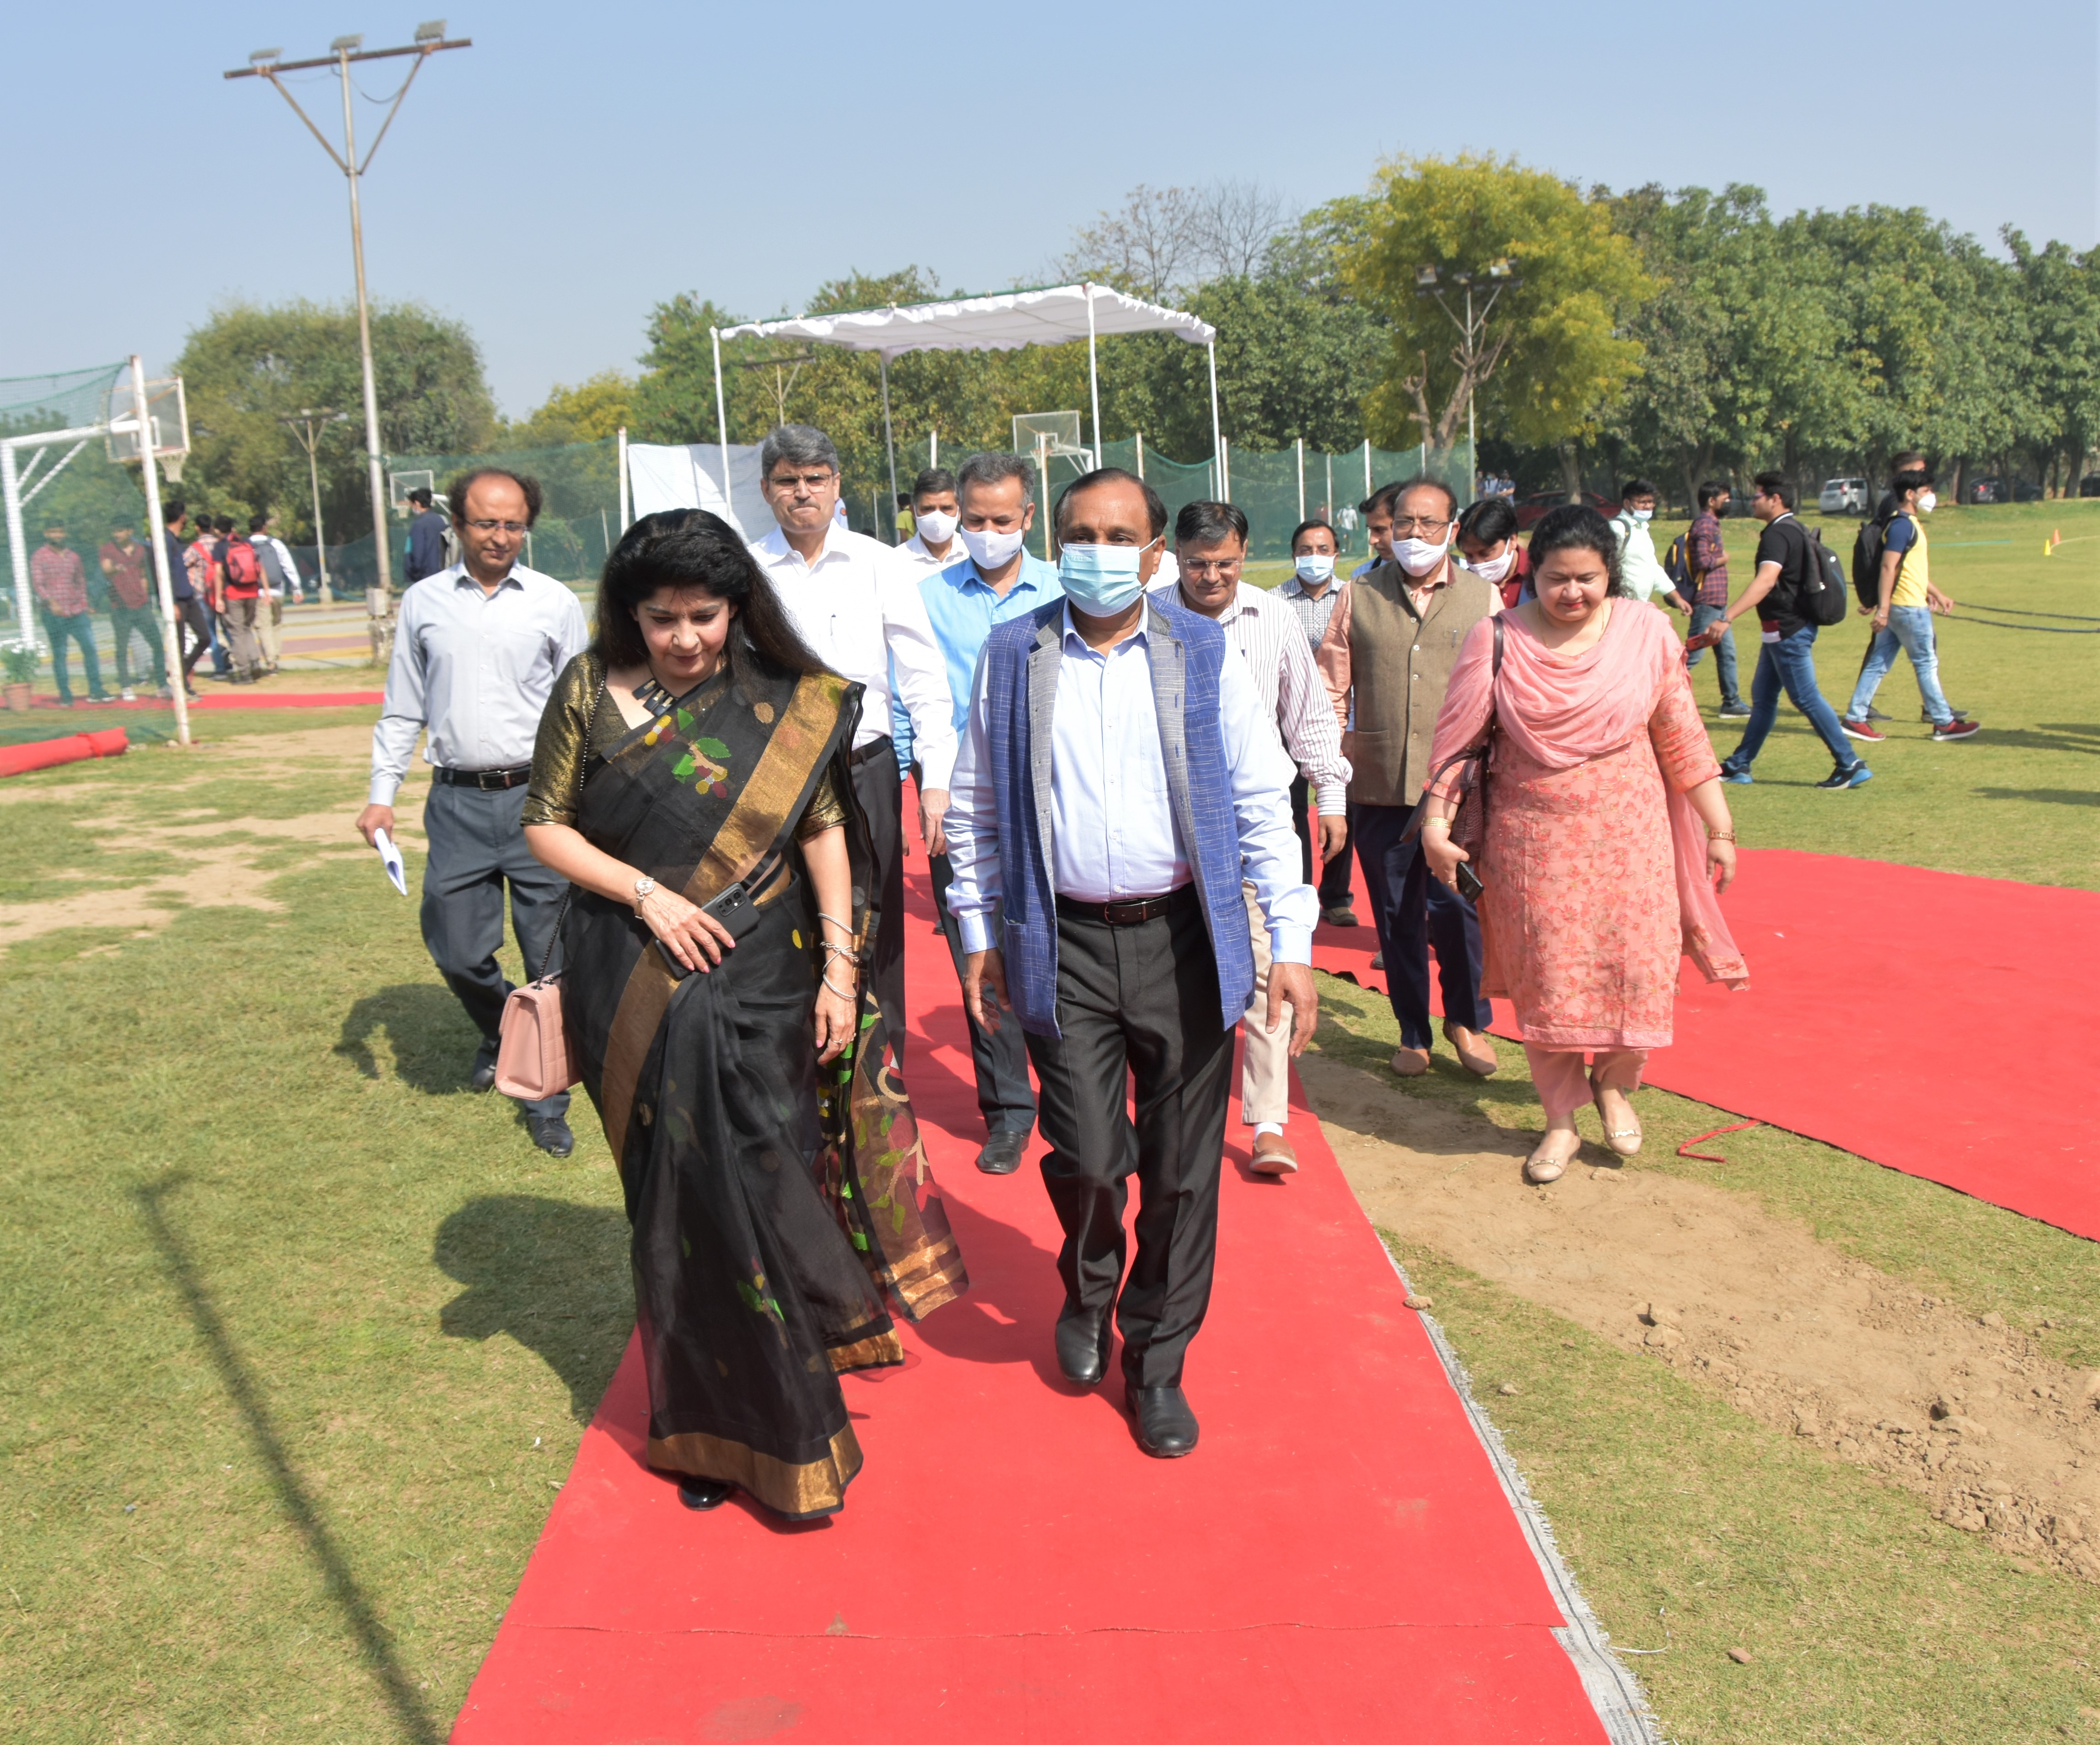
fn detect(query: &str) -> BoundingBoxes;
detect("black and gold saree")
[532,652,967,1519]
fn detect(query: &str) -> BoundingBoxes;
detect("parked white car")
[1819,477,1869,515]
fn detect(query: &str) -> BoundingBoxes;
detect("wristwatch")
[632,876,657,908]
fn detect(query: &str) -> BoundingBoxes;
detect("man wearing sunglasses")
[357,467,591,1156]
[1317,477,1499,1081]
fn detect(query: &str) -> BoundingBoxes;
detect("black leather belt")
[849,735,895,768]
[433,762,533,791]
[1055,885,1198,927]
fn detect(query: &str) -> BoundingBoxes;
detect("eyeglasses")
[1180,558,1243,580]
[766,469,837,492]
[1388,516,1453,537]
[465,518,529,534]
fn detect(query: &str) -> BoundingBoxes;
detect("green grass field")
[0,500,2092,1740]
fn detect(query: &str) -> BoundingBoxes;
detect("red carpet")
[452,865,1608,1742]
[1312,846,2100,1242]
[20,689,382,710]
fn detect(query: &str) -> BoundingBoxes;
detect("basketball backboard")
[1012,411,1089,465]
[388,469,437,514]
[103,378,190,480]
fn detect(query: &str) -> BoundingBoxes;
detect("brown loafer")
[1250,1133,1298,1175]
[1389,1046,1431,1078]
[1443,1021,1498,1078]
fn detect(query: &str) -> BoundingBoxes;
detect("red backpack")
[223,537,263,589]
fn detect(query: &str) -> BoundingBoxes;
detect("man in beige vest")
[1317,478,1498,1079]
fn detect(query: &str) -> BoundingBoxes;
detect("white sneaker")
[120,687,136,701]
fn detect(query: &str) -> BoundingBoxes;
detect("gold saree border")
[826,1329,905,1372]
[645,1421,864,1520]
[596,673,851,1156]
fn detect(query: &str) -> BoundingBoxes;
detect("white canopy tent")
[709,284,1221,532]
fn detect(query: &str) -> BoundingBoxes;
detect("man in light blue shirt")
[907,452,1061,1175]
[357,467,589,1156]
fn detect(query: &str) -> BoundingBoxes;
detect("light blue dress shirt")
[890,552,1062,770]
[945,605,1317,965]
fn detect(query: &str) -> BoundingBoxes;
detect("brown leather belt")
[1054,885,1198,927]
[433,762,533,791]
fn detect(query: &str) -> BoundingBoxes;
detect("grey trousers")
[420,780,570,1117]
[929,850,1035,1137]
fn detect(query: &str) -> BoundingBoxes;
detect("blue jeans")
[1847,606,1952,726]
[1685,601,1741,706]
[1722,624,1858,773]
[39,606,105,702]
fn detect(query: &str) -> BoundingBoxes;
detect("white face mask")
[1464,548,1516,585]
[1917,491,1937,515]
[1631,508,1653,523]
[1293,552,1335,584]
[914,509,958,546]
[1392,536,1450,578]
[959,523,1027,571]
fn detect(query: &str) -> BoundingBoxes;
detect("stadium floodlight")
[223,27,472,645]
[249,47,282,64]
[1415,255,1526,460]
[1413,265,1440,294]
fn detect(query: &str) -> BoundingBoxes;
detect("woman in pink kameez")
[1420,506,1748,1183]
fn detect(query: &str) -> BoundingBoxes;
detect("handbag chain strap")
[536,662,606,983]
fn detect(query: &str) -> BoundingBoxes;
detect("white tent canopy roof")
[714,283,1215,361]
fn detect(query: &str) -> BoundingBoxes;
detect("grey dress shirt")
[368,562,590,805]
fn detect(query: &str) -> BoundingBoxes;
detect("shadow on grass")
[435,1195,633,1424]
[135,1174,441,1745]
[1973,785,2100,807]
[336,983,481,1095]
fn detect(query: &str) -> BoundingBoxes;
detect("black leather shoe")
[1131,1386,1199,1458]
[975,1131,1027,1175]
[469,1057,498,1093]
[527,1115,575,1158]
[677,1474,735,1511]
[1055,1305,1113,1386]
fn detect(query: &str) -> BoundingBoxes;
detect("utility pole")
[1413,257,1522,493]
[225,23,469,665]
[280,410,349,604]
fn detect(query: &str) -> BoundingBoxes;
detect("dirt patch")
[1302,1052,2100,1584]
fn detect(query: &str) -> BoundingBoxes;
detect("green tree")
[2004,231,2098,494]
[173,300,495,542]
[1346,155,1651,477]
[499,371,636,446]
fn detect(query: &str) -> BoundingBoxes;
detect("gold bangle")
[1708,830,1736,843]
[1421,815,1451,833]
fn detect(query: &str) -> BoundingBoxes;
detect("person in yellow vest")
[1840,467,1979,743]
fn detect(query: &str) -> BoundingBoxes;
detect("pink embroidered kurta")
[1427,601,1748,1051]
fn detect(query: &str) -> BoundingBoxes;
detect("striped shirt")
[1277,572,1346,653]
[1147,579,1351,813]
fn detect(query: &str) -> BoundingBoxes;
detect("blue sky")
[5,0,2095,418]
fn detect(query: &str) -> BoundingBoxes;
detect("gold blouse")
[522,655,849,838]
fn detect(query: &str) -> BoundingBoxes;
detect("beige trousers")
[256,597,282,667]
[1239,882,1292,1127]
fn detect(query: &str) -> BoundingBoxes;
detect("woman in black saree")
[522,509,967,1521]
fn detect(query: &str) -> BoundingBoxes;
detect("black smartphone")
[653,875,770,980]
[1455,861,1484,902]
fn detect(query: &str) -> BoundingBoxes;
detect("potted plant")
[3,643,37,713]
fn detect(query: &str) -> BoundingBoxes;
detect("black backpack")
[1789,523,1851,626]
[1850,509,1895,610]
[1661,530,1692,594]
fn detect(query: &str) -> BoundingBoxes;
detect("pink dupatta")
[1427,601,1748,989]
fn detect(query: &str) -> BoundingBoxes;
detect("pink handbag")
[494,671,602,1101]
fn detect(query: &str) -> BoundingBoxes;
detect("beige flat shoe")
[1250,1133,1298,1176]
[1389,1046,1432,1078]
[1443,1020,1498,1078]
[1590,1078,1643,1157]
[1524,1135,1578,1184]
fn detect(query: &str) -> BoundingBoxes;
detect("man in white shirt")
[747,425,958,1044]
[355,468,590,1156]
[944,467,1317,1460]
[883,466,963,764]
[248,512,300,671]
[1610,478,1685,611]
[1151,500,1349,1179]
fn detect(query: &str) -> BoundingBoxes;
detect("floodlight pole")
[227,33,471,665]
[1206,341,1226,499]
[130,356,191,746]
[1296,437,1306,521]
[280,410,345,604]
[710,328,732,506]
[617,426,631,531]
[1085,285,1103,471]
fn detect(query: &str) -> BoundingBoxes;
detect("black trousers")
[1353,798,1491,1051]
[848,739,907,1061]
[929,850,1035,1136]
[420,780,570,1117]
[175,598,212,687]
[1023,892,1234,1389]
[1290,775,1356,909]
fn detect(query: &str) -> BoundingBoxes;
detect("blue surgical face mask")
[1293,552,1336,584]
[1057,537,1159,616]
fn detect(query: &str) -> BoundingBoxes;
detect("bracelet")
[817,911,854,934]
[820,970,857,999]
[1707,830,1736,843]
[1421,815,1451,833]
[819,941,858,963]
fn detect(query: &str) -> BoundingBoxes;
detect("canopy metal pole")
[1362,438,1372,498]
[879,354,900,546]
[1206,340,1224,499]
[710,328,732,505]
[1135,430,1144,480]
[131,356,190,745]
[1085,285,1103,470]
[616,426,630,532]
[1035,434,1053,562]
[1296,437,1305,521]
[1325,452,1334,525]
[930,427,938,467]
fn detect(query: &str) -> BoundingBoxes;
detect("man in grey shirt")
[356,467,590,1155]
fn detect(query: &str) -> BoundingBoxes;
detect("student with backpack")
[1694,473,1871,790]
[215,513,268,682]
[1665,482,1749,716]
[1840,467,1977,742]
